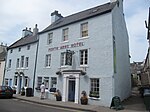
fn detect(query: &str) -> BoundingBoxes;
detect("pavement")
[13,88,148,112]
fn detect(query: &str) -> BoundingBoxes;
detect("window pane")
[62,28,68,41]
[37,77,42,88]
[48,33,53,45]
[81,23,88,37]
[90,78,99,98]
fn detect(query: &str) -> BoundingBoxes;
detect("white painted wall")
[5,42,38,89]
[112,1,131,100]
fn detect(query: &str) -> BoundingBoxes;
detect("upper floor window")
[81,23,88,37]
[62,28,68,42]
[20,56,24,67]
[47,33,53,45]
[8,59,12,68]
[80,49,88,66]
[18,47,21,52]
[45,54,51,67]
[27,45,30,50]
[16,58,20,68]
[60,52,66,66]
[89,78,100,98]
[25,57,29,67]
[10,49,13,53]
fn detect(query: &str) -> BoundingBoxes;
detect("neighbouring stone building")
[0,44,7,85]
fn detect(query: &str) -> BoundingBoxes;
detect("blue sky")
[0,0,149,62]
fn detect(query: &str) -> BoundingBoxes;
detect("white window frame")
[81,22,88,38]
[16,58,20,68]
[47,33,53,45]
[51,77,57,88]
[44,77,49,89]
[25,77,29,87]
[80,49,88,66]
[90,78,100,98]
[8,59,12,68]
[62,28,69,42]
[45,54,51,67]
[5,79,9,86]
[14,76,17,86]
[20,56,24,68]
[25,57,29,68]
[60,52,66,67]
[27,45,30,50]
[37,77,42,88]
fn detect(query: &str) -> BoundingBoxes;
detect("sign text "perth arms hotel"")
[48,42,84,52]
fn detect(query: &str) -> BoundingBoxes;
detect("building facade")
[0,44,7,85]
[4,25,39,94]
[34,0,131,107]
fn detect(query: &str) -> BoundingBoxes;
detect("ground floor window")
[5,79,9,86]
[14,76,17,86]
[89,78,100,98]
[25,77,28,87]
[49,77,57,92]
[44,77,49,89]
[37,77,42,88]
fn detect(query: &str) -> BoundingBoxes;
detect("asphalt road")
[0,98,83,112]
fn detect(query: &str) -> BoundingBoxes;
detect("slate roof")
[40,1,117,34]
[8,35,38,49]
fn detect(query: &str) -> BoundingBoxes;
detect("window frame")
[47,33,53,45]
[80,49,88,66]
[62,28,69,42]
[89,78,100,98]
[60,52,66,67]
[16,58,20,68]
[81,22,88,38]
[37,77,42,88]
[8,59,12,68]
[25,57,29,68]
[45,54,51,67]
[20,56,24,68]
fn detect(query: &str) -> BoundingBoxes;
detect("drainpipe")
[32,35,39,95]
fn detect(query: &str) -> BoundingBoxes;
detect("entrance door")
[19,77,22,93]
[68,79,75,102]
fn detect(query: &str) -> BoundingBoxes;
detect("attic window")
[92,8,99,13]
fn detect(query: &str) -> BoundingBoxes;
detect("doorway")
[68,79,75,102]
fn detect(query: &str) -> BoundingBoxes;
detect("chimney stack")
[51,10,63,23]
[22,27,33,37]
[33,24,39,36]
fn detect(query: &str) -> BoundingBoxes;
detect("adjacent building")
[143,7,150,86]
[34,0,131,107]
[0,44,7,85]
[4,25,39,94]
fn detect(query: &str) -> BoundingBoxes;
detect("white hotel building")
[34,0,131,106]
[4,0,131,107]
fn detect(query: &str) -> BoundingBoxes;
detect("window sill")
[44,67,51,69]
[78,36,89,40]
[79,65,89,68]
[60,41,69,44]
[88,97,101,100]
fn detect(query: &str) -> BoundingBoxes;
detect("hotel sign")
[48,42,84,52]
